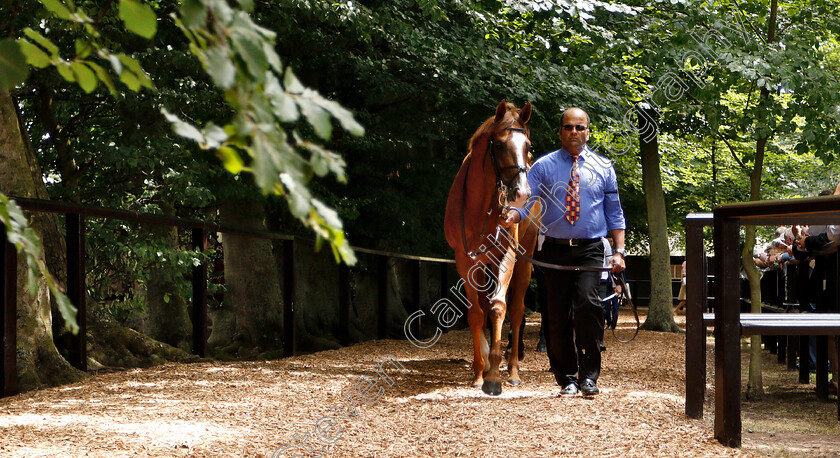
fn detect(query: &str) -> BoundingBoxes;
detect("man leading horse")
[503,107,627,396]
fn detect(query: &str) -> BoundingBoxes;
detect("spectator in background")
[792,183,840,394]
[600,237,622,331]
[674,260,687,314]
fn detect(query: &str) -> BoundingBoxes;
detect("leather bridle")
[459,126,530,260]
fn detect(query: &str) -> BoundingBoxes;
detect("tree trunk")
[0,88,84,391]
[744,134,768,400]
[637,103,680,333]
[143,202,191,351]
[744,0,778,401]
[208,198,283,357]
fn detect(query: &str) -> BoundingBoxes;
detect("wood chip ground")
[1,313,838,457]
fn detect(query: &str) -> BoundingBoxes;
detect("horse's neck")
[463,138,498,217]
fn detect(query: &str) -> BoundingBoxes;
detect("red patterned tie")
[565,155,580,224]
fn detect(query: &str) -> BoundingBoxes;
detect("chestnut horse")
[444,100,541,395]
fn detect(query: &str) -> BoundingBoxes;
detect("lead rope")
[511,249,640,343]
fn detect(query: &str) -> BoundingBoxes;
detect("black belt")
[544,236,601,246]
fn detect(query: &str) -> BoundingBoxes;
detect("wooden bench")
[684,202,840,448]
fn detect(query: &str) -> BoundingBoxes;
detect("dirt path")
[0,313,837,457]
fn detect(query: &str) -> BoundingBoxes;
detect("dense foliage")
[3,0,840,330]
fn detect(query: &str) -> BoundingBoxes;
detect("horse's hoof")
[507,379,521,386]
[482,380,503,396]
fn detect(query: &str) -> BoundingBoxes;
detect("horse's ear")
[494,100,507,123]
[519,102,532,124]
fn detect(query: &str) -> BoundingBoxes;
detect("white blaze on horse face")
[510,131,530,207]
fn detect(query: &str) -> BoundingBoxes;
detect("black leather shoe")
[559,382,579,396]
[581,378,599,396]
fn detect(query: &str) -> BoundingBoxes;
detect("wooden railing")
[685,196,840,447]
[0,197,454,398]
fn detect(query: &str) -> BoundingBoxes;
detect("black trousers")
[537,238,605,385]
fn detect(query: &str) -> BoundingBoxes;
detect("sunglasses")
[563,124,589,132]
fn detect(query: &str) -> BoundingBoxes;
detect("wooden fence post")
[713,214,742,447]
[685,215,707,419]
[412,260,421,340]
[1,222,18,397]
[191,228,207,357]
[283,239,296,357]
[377,256,388,340]
[66,213,87,371]
[339,263,350,347]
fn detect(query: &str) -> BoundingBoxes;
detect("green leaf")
[56,62,77,83]
[18,40,51,68]
[71,61,97,93]
[87,61,117,96]
[119,69,140,91]
[204,46,236,89]
[53,292,79,334]
[161,108,206,144]
[283,68,305,93]
[216,146,244,174]
[26,261,39,296]
[180,0,207,28]
[236,0,255,12]
[279,172,311,217]
[314,97,365,136]
[263,42,282,73]
[204,123,228,148]
[265,74,297,122]
[75,39,92,59]
[116,54,153,89]
[297,97,332,140]
[0,39,29,89]
[23,28,59,56]
[312,199,343,230]
[40,0,72,20]
[119,0,158,39]
[231,29,267,82]
[163,292,170,303]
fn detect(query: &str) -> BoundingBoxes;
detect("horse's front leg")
[506,259,531,386]
[483,248,519,395]
[483,295,507,396]
[466,298,488,388]
[459,274,487,389]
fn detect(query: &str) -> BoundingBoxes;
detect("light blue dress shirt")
[513,145,626,239]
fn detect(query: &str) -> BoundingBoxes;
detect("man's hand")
[610,253,625,273]
[834,181,840,195]
[500,208,521,228]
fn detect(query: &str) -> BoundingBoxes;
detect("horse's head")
[489,100,532,208]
